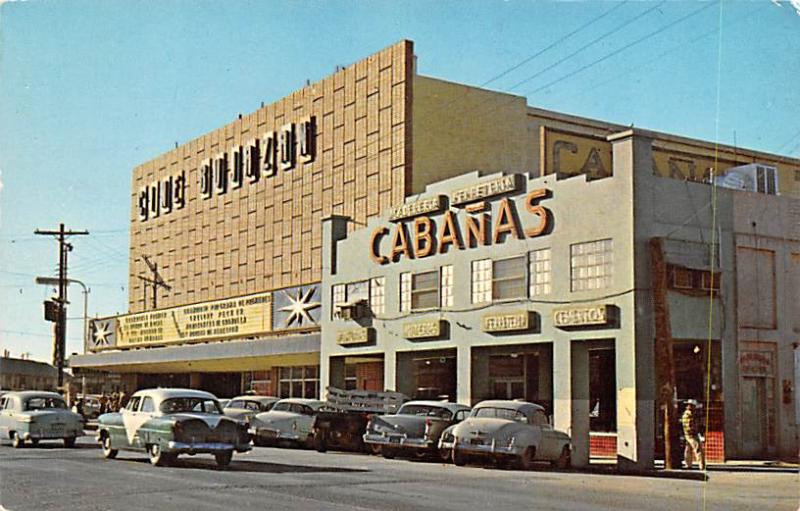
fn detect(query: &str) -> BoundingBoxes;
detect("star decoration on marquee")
[279,288,320,328]
[93,321,113,347]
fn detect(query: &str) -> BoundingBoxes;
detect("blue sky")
[1,0,798,363]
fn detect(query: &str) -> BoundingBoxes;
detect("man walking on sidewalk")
[681,399,706,470]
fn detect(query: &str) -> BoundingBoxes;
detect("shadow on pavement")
[119,456,370,474]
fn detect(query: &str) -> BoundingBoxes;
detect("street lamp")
[35,276,90,352]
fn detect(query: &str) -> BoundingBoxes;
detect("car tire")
[148,443,173,467]
[381,446,398,459]
[11,433,24,449]
[215,450,233,467]
[452,448,467,466]
[101,434,118,459]
[30,439,39,447]
[63,437,76,448]
[313,431,328,453]
[553,446,571,470]
[516,446,535,470]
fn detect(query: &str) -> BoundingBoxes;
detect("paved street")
[0,436,796,511]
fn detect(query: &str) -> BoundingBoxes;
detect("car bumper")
[363,433,435,450]
[165,441,248,454]
[249,427,303,443]
[26,428,84,440]
[440,439,524,456]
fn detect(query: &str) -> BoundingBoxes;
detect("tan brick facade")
[129,41,414,313]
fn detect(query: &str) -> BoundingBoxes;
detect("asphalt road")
[0,436,797,511]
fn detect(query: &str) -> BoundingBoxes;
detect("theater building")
[70,40,799,466]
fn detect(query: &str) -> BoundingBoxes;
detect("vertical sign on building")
[262,132,277,177]
[200,158,213,199]
[244,139,260,183]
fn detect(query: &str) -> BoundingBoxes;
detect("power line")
[507,0,667,92]
[527,1,719,96]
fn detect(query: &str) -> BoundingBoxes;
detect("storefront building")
[320,129,800,468]
[69,40,799,465]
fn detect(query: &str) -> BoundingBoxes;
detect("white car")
[0,391,84,448]
[223,396,279,425]
[248,398,327,448]
[439,400,571,469]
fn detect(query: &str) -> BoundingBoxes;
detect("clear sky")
[1,0,798,363]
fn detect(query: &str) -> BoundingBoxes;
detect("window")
[672,267,693,289]
[370,277,385,315]
[331,284,346,319]
[737,247,776,329]
[411,270,439,310]
[346,280,369,303]
[529,248,552,296]
[493,256,527,300]
[699,271,720,291]
[399,272,412,312]
[440,265,454,307]
[570,239,613,291]
[471,259,492,304]
[140,397,155,413]
[278,365,319,398]
[126,396,141,411]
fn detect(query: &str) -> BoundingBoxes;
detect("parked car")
[439,400,571,469]
[249,398,327,448]
[74,394,102,419]
[223,396,279,424]
[364,401,470,460]
[0,391,85,448]
[96,388,251,467]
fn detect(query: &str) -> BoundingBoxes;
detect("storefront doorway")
[589,347,617,458]
[472,344,553,412]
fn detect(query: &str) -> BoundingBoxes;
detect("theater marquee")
[89,291,273,351]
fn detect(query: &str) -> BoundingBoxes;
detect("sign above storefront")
[336,327,374,346]
[482,311,530,333]
[553,305,610,328]
[403,319,444,340]
[138,116,317,222]
[89,291,273,351]
[370,182,551,265]
[389,196,445,222]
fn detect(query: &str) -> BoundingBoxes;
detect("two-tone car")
[0,391,84,448]
[363,401,470,460]
[249,398,327,448]
[439,400,571,469]
[223,395,279,425]
[96,388,251,467]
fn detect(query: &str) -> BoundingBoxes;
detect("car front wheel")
[63,437,76,448]
[553,445,571,469]
[452,448,467,466]
[516,446,535,470]
[215,450,233,467]
[148,443,174,466]
[101,435,118,459]
[11,433,24,448]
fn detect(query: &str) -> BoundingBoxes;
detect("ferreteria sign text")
[138,116,317,222]
[370,183,551,265]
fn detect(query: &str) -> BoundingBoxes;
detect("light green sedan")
[0,391,84,448]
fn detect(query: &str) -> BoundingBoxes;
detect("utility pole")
[137,254,170,310]
[35,223,89,388]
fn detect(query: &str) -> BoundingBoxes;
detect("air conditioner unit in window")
[714,163,779,195]
[336,299,369,320]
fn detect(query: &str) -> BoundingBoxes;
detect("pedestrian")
[99,393,109,415]
[111,391,119,412]
[117,391,127,411]
[681,399,705,470]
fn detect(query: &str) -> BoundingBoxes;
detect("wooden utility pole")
[650,237,681,469]
[34,223,89,387]
[137,254,170,310]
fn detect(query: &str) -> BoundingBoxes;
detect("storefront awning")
[69,333,320,373]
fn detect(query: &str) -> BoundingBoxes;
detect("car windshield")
[24,397,67,410]
[159,397,221,414]
[473,407,527,422]
[398,404,453,420]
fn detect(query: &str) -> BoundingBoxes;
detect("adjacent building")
[0,355,60,391]
[71,40,800,467]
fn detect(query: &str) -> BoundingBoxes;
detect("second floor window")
[492,255,527,300]
[529,248,552,296]
[570,238,613,292]
[411,270,439,310]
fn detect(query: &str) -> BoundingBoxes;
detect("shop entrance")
[344,357,384,391]
[199,372,241,398]
[396,349,457,401]
[589,347,617,458]
[741,377,768,456]
[472,344,553,412]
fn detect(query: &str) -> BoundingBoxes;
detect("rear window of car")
[160,398,221,414]
[398,404,453,420]
[472,407,527,422]
[24,397,67,410]
[271,402,291,412]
